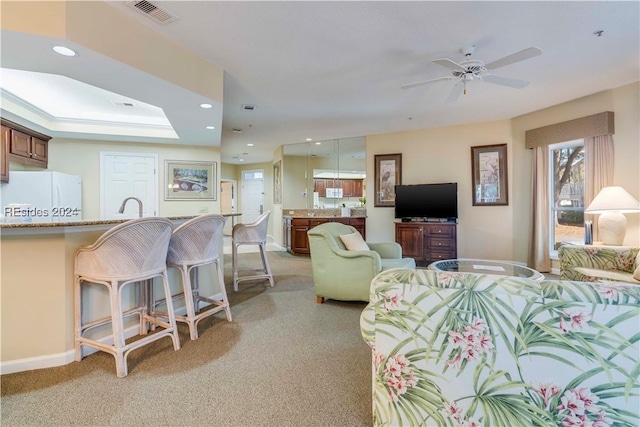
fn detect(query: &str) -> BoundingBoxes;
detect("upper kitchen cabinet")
[1,125,9,182]
[2,119,51,169]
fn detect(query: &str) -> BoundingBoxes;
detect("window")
[549,139,585,253]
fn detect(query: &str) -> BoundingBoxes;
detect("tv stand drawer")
[426,224,455,237]
[427,238,455,250]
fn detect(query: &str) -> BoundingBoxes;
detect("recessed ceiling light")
[200,103,213,109]
[239,158,245,162]
[306,138,312,141]
[315,142,322,145]
[247,143,254,147]
[206,126,215,130]
[53,46,77,57]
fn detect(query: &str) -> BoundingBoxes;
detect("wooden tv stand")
[395,221,457,266]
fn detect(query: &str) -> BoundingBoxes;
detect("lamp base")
[597,211,626,246]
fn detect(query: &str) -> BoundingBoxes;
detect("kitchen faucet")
[118,197,144,218]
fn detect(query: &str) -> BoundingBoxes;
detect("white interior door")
[101,152,158,219]
[241,169,264,224]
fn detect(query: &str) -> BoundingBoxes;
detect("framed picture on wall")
[471,144,508,206]
[273,160,282,204]
[374,153,402,207]
[165,160,216,200]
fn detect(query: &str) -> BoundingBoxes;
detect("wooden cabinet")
[395,222,457,266]
[1,125,9,183]
[284,216,367,255]
[1,118,50,170]
[314,179,327,197]
[313,178,364,198]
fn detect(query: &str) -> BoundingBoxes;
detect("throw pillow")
[634,251,640,281]
[339,232,369,251]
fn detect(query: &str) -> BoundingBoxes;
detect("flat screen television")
[394,183,458,220]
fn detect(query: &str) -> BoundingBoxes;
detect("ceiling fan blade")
[482,74,530,88]
[433,58,467,72]
[446,81,464,103]
[401,76,454,90]
[484,47,543,70]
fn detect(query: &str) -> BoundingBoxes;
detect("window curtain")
[584,135,614,239]
[528,146,550,272]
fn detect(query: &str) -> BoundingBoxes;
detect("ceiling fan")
[401,45,543,102]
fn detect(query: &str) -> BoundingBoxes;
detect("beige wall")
[47,138,222,220]
[1,1,224,104]
[366,119,516,260]
[365,82,640,263]
[221,158,281,244]
[512,81,640,251]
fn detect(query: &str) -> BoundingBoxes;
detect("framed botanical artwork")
[374,153,402,207]
[165,160,216,200]
[471,144,508,206]
[273,160,282,204]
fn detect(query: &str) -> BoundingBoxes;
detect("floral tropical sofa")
[559,244,640,284]
[360,269,640,427]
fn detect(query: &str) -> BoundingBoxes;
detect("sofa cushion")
[339,232,369,251]
[574,266,640,284]
[381,257,416,271]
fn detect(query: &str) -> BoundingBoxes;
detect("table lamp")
[584,186,640,245]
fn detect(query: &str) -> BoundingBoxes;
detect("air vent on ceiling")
[241,104,257,111]
[129,1,179,24]
[111,101,136,108]
[232,128,243,133]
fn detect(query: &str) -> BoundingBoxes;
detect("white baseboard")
[0,292,223,375]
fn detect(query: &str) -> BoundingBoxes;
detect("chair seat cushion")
[339,232,370,251]
[574,267,640,284]
[634,252,640,281]
[381,257,416,271]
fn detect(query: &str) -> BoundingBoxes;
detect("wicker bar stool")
[232,210,275,291]
[159,214,232,340]
[74,217,180,378]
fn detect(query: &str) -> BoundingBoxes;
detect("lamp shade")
[585,186,640,246]
[585,186,640,214]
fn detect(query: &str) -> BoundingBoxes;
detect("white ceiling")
[1,1,638,165]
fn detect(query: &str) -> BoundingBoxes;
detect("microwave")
[325,188,343,198]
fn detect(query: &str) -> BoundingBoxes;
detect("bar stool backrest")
[167,214,227,266]
[75,217,174,280]
[233,211,270,244]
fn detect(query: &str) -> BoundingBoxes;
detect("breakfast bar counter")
[0,215,230,373]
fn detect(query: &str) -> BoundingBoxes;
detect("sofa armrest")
[360,304,375,349]
[559,244,639,280]
[368,241,402,259]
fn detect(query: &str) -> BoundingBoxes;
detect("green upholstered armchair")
[307,222,416,303]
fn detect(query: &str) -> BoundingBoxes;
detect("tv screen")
[394,183,458,219]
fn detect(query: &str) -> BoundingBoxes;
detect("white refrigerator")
[1,171,83,223]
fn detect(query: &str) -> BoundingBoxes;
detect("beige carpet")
[1,251,372,427]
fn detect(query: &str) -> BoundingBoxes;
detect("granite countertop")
[283,208,366,219]
[282,214,367,218]
[0,215,201,229]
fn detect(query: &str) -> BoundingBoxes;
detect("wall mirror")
[282,137,365,209]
